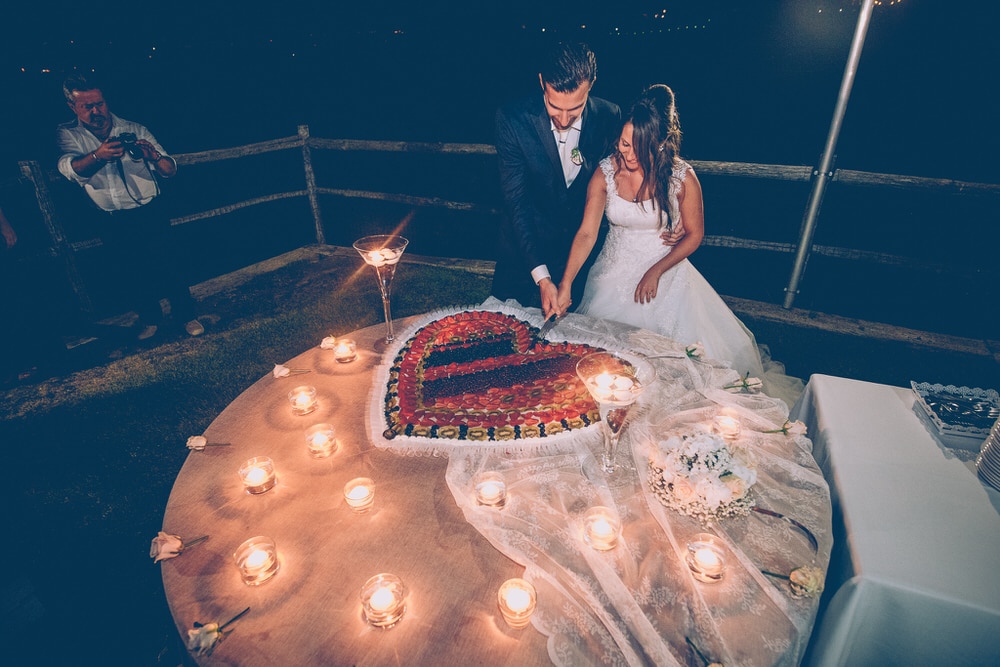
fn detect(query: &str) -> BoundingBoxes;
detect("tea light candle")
[587,372,638,403]
[583,506,621,551]
[686,533,726,583]
[344,477,375,513]
[497,578,536,629]
[239,456,276,494]
[713,413,742,441]
[288,385,318,415]
[304,423,338,458]
[474,471,507,509]
[334,338,357,363]
[360,573,407,627]
[234,536,279,585]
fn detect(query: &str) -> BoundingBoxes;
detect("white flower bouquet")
[648,427,757,522]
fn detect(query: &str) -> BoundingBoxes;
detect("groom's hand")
[539,279,560,320]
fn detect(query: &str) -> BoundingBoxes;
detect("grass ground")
[1,247,995,665]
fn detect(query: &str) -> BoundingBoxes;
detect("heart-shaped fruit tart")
[383,311,604,441]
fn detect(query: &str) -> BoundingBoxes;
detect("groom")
[492,42,621,314]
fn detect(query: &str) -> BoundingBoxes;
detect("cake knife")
[533,314,564,344]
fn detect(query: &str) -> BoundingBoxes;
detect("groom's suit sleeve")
[495,106,548,276]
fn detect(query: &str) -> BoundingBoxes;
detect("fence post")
[19,160,94,314]
[298,125,326,245]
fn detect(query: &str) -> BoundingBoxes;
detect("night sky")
[3,0,998,183]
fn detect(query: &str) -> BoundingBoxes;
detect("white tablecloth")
[791,374,1000,666]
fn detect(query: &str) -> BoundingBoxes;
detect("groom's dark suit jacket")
[492,93,621,308]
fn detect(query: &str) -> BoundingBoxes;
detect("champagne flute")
[577,351,656,474]
[353,235,409,344]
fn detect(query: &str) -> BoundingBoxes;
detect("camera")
[113,132,145,161]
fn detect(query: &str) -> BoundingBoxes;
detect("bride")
[550,84,768,383]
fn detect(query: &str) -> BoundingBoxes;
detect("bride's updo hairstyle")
[625,84,683,231]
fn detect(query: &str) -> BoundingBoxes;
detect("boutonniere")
[570,148,583,166]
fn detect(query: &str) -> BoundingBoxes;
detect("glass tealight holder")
[288,385,318,416]
[344,477,375,513]
[583,506,621,551]
[360,573,407,627]
[497,578,536,629]
[686,533,726,583]
[713,412,742,441]
[334,338,358,363]
[234,535,279,586]
[239,456,276,494]
[304,423,338,458]
[474,471,507,509]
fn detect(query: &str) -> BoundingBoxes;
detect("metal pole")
[783,0,876,309]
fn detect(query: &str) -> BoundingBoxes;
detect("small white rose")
[789,566,825,598]
[785,420,807,436]
[273,363,291,378]
[187,622,221,655]
[320,336,337,350]
[685,342,705,359]
[186,436,207,451]
[150,531,184,563]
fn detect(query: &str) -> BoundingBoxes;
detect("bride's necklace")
[622,166,643,202]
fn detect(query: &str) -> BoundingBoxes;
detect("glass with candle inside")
[360,573,407,627]
[713,410,742,442]
[288,385,318,416]
[304,423,338,458]
[686,533,726,583]
[234,536,280,585]
[497,578,536,629]
[344,477,375,513]
[473,471,507,509]
[583,506,621,551]
[239,456,276,494]
[333,338,358,363]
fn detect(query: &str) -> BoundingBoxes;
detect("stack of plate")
[976,418,1000,491]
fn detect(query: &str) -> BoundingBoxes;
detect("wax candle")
[239,456,276,494]
[686,533,726,583]
[474,472,507,509]
[497,578,536,629]
[713,413,742,441]
[360,573,407,627]
[344,477,375,513]
[304,423,338,458]
[288,385,318,416]
[587,372,639,403]
[234,536,279,585]
[334,338,357,363]
[583,506,620,551]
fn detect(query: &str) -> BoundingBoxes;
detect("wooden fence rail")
[14,124,1000,317]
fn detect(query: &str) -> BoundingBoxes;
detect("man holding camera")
[57,73,202,340]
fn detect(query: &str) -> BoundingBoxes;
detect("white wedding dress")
[579,157,768,383]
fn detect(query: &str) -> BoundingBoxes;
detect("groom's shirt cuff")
[531,265,551,285]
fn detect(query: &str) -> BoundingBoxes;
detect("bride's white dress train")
[578,157,802,405]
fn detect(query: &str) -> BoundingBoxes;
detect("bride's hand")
[555,284,573,316]
[634,270,661,304]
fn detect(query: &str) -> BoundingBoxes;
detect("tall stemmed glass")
[353,235,409,344]
[577,352,656,474]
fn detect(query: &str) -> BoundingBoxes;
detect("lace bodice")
[601,156,690,234]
